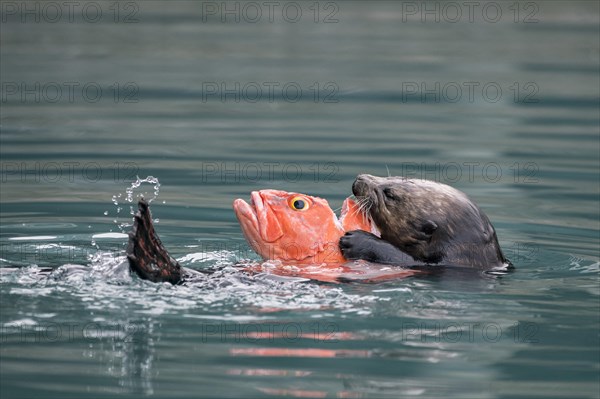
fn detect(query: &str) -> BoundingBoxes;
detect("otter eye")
[289,196,310,211]
[421,220,438,235]
[383,187,398,199]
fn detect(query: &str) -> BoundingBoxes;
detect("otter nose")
[352,174,372,196]
[352,178,361,194]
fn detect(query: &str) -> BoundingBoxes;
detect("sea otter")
[339,174,512,270]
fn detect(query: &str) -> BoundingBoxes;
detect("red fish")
[233,190,378,265]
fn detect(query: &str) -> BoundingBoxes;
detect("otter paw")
[339,230,380,260]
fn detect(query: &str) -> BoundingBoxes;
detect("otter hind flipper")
[126,199,183,284]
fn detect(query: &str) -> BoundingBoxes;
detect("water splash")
[125,176,161,206]
[105,176,162,234]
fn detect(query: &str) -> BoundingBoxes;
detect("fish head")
[233,190,345,263]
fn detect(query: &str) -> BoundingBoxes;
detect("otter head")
[352,174,508,268]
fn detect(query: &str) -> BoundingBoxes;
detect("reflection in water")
[227,369,312,377]
[244,331,359,341]
[120,320,156,395]
[257,388,330,398]
[85,318,157,396]
[230,347,372,358]
[213,304,533,398]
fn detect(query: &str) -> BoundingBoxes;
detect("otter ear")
[421,220,438,236]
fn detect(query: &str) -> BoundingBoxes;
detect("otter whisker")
[354,196,373,226]
[360,197,372,213]
[352,196,366,212]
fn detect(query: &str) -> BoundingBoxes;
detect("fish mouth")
[233,191,283,245]
[233,192,260,246]
[233,198,259,239]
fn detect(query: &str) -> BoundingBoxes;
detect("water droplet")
[108,176,162,235]
[103,211,108,216]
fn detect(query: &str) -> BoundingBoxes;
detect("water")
[1,1,599,398]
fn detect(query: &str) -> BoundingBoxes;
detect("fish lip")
[250,190,263,219]
[249,191,268,242]
[252,191,284,243]
[233,197,259,238]
[233,191,283,246]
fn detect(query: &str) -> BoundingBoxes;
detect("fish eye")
[289,196,310,211]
